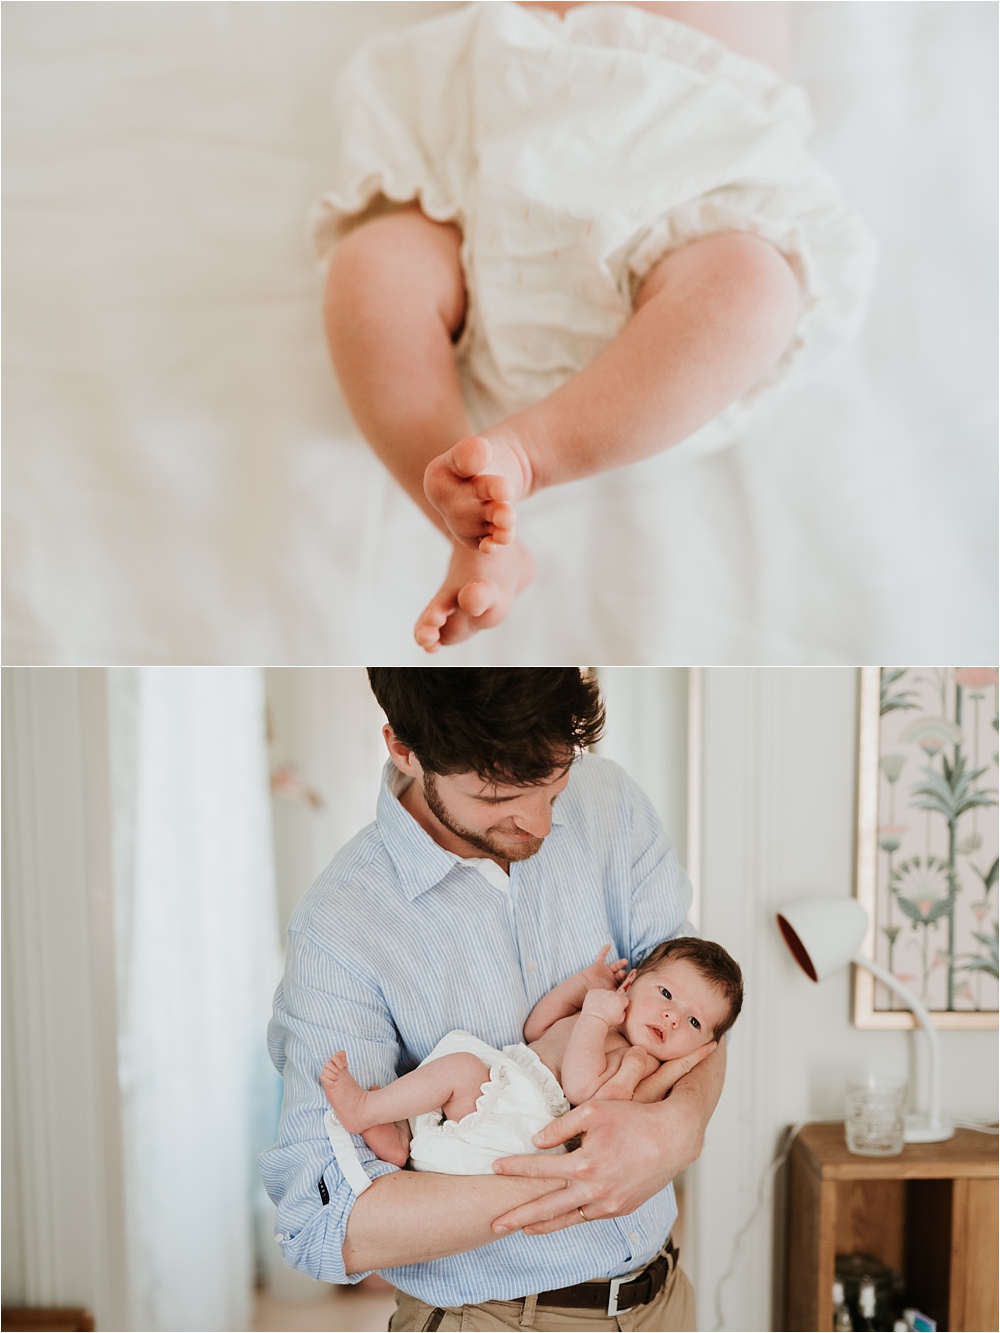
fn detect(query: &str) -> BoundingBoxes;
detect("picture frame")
[854,667,999,1029]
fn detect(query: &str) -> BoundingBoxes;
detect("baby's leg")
[321,1050,491,1135]
[324,206,530,646]
[424,230,800,524]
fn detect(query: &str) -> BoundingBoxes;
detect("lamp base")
[904,1114,954,1143]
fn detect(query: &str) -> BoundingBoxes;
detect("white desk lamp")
[776,897,953,1142]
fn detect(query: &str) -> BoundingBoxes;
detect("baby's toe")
[456,578,497,620]
[415,629,443,653]
[473,472,512,504]
[414,605,448,651]
[487,501,516,533]
[449,435,492,479]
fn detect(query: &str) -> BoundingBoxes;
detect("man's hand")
[490,1041,726,1236]
[580,985,628,1026]
[579,944,630,992]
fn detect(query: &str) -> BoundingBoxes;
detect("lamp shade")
[776,898,868,983]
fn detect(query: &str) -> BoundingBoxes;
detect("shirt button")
[527,959,538,974]
[629,1231,642,1245]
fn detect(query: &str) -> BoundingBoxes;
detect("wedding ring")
[578,1206,590,1221]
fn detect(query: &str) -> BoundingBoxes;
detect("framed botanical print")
[854,667,998,1029]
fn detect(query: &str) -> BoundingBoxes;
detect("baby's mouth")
[648,1025,665,1043]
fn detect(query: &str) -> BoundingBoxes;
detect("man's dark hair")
[635,936,744,1040]
[366,668,605,785]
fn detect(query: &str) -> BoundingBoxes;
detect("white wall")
[264,666,388,938]
[596,667,690,882]
[688,668,999,1332]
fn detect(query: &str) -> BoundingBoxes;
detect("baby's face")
[622,957,727,1061]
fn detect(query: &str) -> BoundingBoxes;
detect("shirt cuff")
[324,1110,373,1196]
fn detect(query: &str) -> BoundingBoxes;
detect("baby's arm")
[523,945,628,1042]
[557,988,631,1105]
[628,1040,719,1104]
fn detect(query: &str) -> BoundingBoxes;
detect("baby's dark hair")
[635,936,743,1040]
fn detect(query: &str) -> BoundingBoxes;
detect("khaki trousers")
[388,1259,696,1332]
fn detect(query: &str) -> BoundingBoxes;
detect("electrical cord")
[712,1119,824,1333]
[952,1118,999,1133]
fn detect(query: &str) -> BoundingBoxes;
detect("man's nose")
[513,794,553,837]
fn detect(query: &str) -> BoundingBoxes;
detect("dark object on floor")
[1,1309,95,1332]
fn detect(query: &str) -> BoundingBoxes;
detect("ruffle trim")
[425,1037,569,1136]
[311,175,462,265]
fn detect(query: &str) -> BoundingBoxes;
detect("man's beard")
[422,772,544,862]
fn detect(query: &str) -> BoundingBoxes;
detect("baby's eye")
[689,1016,701,1030]
[659,986,672,1000]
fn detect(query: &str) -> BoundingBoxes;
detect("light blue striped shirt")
[261,753,692,1305]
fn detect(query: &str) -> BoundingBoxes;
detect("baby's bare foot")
[414,540,536,652]
[320,1051,370,1132]
[423,434,528,553]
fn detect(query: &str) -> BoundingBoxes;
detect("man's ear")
[619,969,638,993]
[383,725,421,776]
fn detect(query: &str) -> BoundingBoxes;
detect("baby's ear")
[619,969,638,992]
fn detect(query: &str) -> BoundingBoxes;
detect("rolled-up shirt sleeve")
[259,924,402,1283]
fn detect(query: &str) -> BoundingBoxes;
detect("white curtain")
[109,668,282,1332]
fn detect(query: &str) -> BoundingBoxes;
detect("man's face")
[414,763,573,863]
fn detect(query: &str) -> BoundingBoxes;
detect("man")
[261,668,725,1331]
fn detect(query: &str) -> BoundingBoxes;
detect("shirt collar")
[377,761,463,900]
[375,758,568,900]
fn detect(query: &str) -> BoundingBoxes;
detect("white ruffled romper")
[315,2,876,445]
[407,1029,570,1175]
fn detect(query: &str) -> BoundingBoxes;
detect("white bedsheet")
[3,2,996,665]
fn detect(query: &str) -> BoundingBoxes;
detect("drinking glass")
[845,1075,907,1156]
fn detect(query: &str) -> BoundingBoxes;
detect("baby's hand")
[582,986,629,1026]
[579,944,630,993]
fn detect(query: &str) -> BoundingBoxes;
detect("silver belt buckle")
[606,1264,644,1317]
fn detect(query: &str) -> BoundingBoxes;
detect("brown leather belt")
[536,1235,679,1317]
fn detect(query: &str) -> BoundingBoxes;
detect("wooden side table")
[784,1122,998,1332]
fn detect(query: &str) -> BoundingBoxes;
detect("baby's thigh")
[326,201,467,328]
[635,231,795,310]
[438,1051,492,1089]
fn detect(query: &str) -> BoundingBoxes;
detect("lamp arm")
[852,952,942,1128]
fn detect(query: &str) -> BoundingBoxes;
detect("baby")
[321,936,743,1173]
[317,2,875,650]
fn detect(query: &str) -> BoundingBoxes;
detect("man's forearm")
[654,1038,727,1159]
[342,1169,565,1272]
